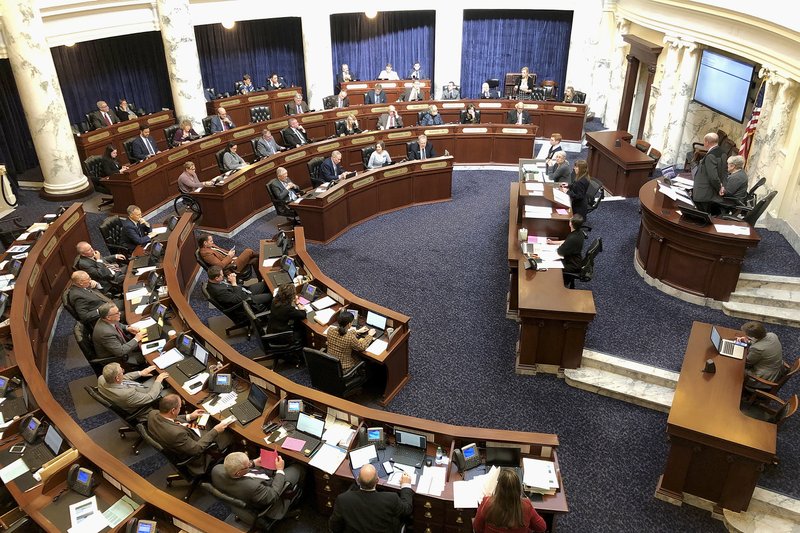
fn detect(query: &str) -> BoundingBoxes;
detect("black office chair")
[585,178,605,216]
[84,386,148,454]
[459,109,481,124]
[283,103,292,116]
[201,282,251,338]
[99,215,129,256]
[233,81,244,94]
[83,155,114,209]
[405,141,417,160]
[202,116,214,135]
[61,289,80,322]
[741,177,767,208]
[243,302,302,367]
[572,91,587,104]
[361,146,376,169]
[720,190,777,227]
[563,238,603,289]
[73,322,125,376]
[163,124,180,148]
[266,180,300,228]
[122,138,138,164]
[441,84,460,99]
[531,87,545,101]
[0,216,25,248]
[416,112,426,125]
[322,95,337,110]
[250,106,271,123]
[215,148,227,173]
[173,194,202,223]
[307,157,325,188]
[302,347,367,398]
[334,120,347,137]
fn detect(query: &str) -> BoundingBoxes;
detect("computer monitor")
[297,412,325,438]
[395,429,426,449]
[193,342,209,365]
[282,256,298,279]
[366,311,387,331]
[485,446,521,467]
[300,283,317,302]
[147,271,160,291]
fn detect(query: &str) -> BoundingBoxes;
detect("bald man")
[692,132,727,212]
[75,241,126,289]
[330,463,413,533]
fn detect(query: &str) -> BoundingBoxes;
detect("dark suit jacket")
[408,69,425,80]
[480,89,501,99]
[206,280,251,309]
[100,156,122,177]
[67,286,114,324]
[92,319,140,361]
[287,101,310,115]
[266,302,305,334]
[76,255,124,286]
[130,135,158,162]
[364,91,387,105]
[211,465,289,520]
[409,142,436,160]
[267,81,285,90]
[120,218,150,253]
[567,177,591,217]
[548,163,572,183]
[330,485,413,533]
[507,110,531,124]
[115,107,139,122]
[89,110,119,130]
[377,113,403,130]
[333,96,350,108]
[210,115,236,133]
[147,410,219,473]
[442,88,460,100]
[692,145,726,203]
[267,178,296,205]
[336,72,355,90]
[401,88,426,102]
[281,127,308,147]
[320,157,345,183]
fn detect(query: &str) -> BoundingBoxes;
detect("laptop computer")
[0,380,29,420]
[22,423,64,470]
[130,270,160,293]
[485,446,524,483]
[152,216,179,243]
[284,412,325,457]
[229,383,268,426]
[176,342,210,378]
[711,326,746,359]
[267,255,297,287]
[131,241,165,269]
[390,429,427,467]
[364,311,387,341]
[262,232,290,259]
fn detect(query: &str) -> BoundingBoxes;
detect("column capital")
[616,17,630,35]
[663,35,681,49]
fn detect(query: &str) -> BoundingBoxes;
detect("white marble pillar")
[0,0,89,197]
[155,0,207,130]
[300,12,333,111]
[433,8,463,99]
[602,17,631,131]
[745,71,780,181]
[645,36,681,155]
[666,42,700,167]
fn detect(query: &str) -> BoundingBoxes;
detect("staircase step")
[564,367,674,413]
[728,287,800,310]
[749,487,800,522]
[582,350,679,389]
[722,301,800,328]
[724,508,800,533]
[736,273,800,293]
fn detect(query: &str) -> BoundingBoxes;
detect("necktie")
[517,113,523,125]
[145,137,154,155]
[421,148,426,160]
[389,115,395,128]
[297,105,302,114]
[103,112,112,126]
[114,323,126,340]
[222,120,228,131]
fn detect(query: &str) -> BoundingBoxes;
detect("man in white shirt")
[378,63,400,80]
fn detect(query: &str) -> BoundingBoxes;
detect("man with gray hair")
[89,100,119,129]
[320,150,348,183]
[119,204,151,253]
[691,132,727,212]
[211,450,305,520]
[92,303,146,366]
[98,362,168,415]
[720,154,749,204]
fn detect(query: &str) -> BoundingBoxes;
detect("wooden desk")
[508,183,596,373]
[657,321,776,513]
[206,86,303,125]
[74,110,175,165]
[291,157,453,243]
[636,182,760,301]
[341,79,431,103]
[585,130,657,197]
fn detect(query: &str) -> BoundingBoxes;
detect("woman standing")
[473,469,546,533]
[562,159,590,218]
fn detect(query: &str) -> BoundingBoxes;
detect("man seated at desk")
[401,80,424,102]
[206,265,272,313]
[76,240,126,291]
[281,118,310,148]
[68,270,123,325]
[326,311,374,372]
[210,107,236,133]
[330,463,413,533]
[364,84,387,105]
[408,61,425,80]
[98,362,169,417]
[178,161,216,194]
[720,155,749,205]
[268,167,301,206]
[130,125,160,163]
[147,394,235,472]
[198,234,258,277]
[378,63,400,81]
[334,90,350,108]
[115,98,139,122]
[211,451,305,522]
[420,104,443,126]
[377,105,403,130]
[267,73,286,90]
[255,129,286,159]
[89,100,119,129]
[737,321,785,389]
[92,303,146,366]
[507,101,531,125]
[288,93,310,115]
[442,81,460,100]
[320,150,349,183]
[547,214,587,286]
[120,205,151,254]
[408,134,436,160]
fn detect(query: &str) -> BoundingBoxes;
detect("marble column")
[744,71,780,181]
[603,17,631,131]
[645,36,681,156]
[666,42,700,167]
[0,0,89,197]
[300,12,333,110]
[155,0,207,130]
[434,8,463,99]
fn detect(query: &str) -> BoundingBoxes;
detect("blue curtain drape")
[460,10,573,99]
[52,32,173,125]
[0,60,38,176]
[330,11,435,87]
[195,18,306,97]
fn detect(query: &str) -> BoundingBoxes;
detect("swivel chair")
[201,282,252,338]
[585,178,606,216]
[307,157,325,188]
[83,155,114,209]
[243,302,303,367]
[266,180,301,228]
[84,386,148,454]
[322,95,337,110]
[122,138,138,164]
[99,215,129,256]
[163,124,180,148]
[202,116,214,135]
[744,359,800,407]
[459,109,481,124]
[173,195,202,223]
[302,347,367,398]
[563,238,603,289]
[720,190,777,227]
[361,146,376,169]
[73,322,124,376]
[215,148,227,173]
[250,106,271,123]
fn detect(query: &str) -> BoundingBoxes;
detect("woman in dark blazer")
[100,144,128,176]
[173,119,200,145]
[563,159,590,218]
[267,284,306,347]
[338,114,362,136]
[547,151,572,183]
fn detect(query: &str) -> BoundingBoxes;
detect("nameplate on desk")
[407,104,429,111]
[316,142,341,153]
[302,114,323,124]
[137,163,157,177]
[522,103,539,110]
[462,127,488,134]
[276,90,298,98]
[87,131,111,143]
[442,102,465,109]
[200,137,222,149]
[378,82,398,88]
[146,113,171,124]
[28,264,40,288]
[387,131,413,139]
[117,122,140,133]
[43,235,58,257]
[370,106,390,113]
[421,161,448,170]
[224,98,242,105]
[553,105,579,113]
[227,176,247,190]
[336,110,358,118]
[247,94,270,102]
[344,83,368,89]
[233,128,256,139]
[478,102,502,108]
[352,176,374,189]
[351,135,375,145]
[423,128,449,136]
[384,167,409,178]
[255,162,275,175]
[168,149,189,162]
[285,150,308,162]
[327,190,345,203]
[403,81,427,87]
[502,128,529,135]
[23,297,29,322]
[270,120,289,130]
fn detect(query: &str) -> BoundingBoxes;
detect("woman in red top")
[473,469,547,533]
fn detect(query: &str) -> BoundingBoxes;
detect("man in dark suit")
[401,80,425,102]
[267,73,286,91]
[442,81,460,100]
[320,151,347,183]
[545,133,563,172]
[210,107,235,133]
[408,61,425,80]
[130,125,159,162]
[336,63,355,92]
[334,90,350,108]
[67,271,122,325]
[507,102,531,125]
[692,132,727,212]
[89,100,119,130]
[255,129,286,159]
[409,134,436,160]
[76,241,126,289]
[268,167,301,206]
[287,93,310,115]
[330,464,413,533]
[120,205,151,253]
[206,265,272,312]
[377,106,403,130]
[211,451,305,521]
[92,303,145,366]
[479,82,501,99]
[364,84,387,105]
[281,118,310,148]
[147,394,234,473]
[115,99,139,122]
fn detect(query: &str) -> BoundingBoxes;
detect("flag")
[739,81,765,164]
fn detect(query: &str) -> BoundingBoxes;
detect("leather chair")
[250,139,262,160]
[250,106,271,123]
[685,129,728,170]
[720,190,777,226]
[748,392,798,430]
[74,322,124,376]
[122,138,138,163]
[635,139,651,153]
[585,178,605,216]
[202,474,301,532]
[233,81,243,94]
[173,194,203,223]
[201,282,251,338]
[302,347,367,398]
[0,216,26,249]
[334,120,347,137]
[83,155,114,209]
[61,289,80,322]
[405,141,417,160]
[563,238,603,289]
[322,95,337,110]
[243,302,302,367]
[307,157,325,188]
[85,113,96,131]
[266,181,300,228]
[202,116,214,135]
[459,109,481,124]
[531,87,545,101]
[541,80,558,100]
[417,112,426,125]
[84,386,147,453]
[572,91,587,104]
[283,103,292,116]
[99,215,129,256]
[361,146,376,169]
[215,148,227,173]
[163,124,180,148]
[742,177,767,208]
[441,84,460,98]
[744,358,800,406]
[648,148,662,164]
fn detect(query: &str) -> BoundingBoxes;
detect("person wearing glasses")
[92,303,146,366]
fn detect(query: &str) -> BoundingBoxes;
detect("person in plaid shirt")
[326,311,374,371]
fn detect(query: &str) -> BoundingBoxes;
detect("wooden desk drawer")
[413,494,446,522]
[314,492,337,515]
[446,507,475,529]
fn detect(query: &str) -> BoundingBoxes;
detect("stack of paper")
[672,176,694,189]
[366,338,388,355]
[313,308,336,325]
[714,224,751,236]
[312,296,336,310]
[202,390,238,414]
[416,466,447,496]
[153,348,183,369]
[523,458,559,495]
[553,189,571,207]
[523,205,553,219]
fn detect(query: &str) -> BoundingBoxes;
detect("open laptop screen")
[44,424,64,455]
[395,429,426,449]
[366,311,387,330]
[297,412,324,438]
[248,384,268,412]
[710,326,724,351]
[193,343,209,365]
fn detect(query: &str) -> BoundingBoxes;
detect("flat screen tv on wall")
[693,49,756,123]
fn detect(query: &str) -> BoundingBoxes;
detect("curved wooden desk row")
[507,182,596,373]
[73,110,176,165]
[206,86,304,126]
[8,204,235,532]
[289,156,453,243]
[341,79,432,103]
[636,182,760,301]
[165,214,568,530]
[106,122,536,233]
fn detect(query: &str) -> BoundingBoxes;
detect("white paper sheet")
[309,443,347,475]
[153,347,184,369]
[366,338,388,355]
[0,458,29,483]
